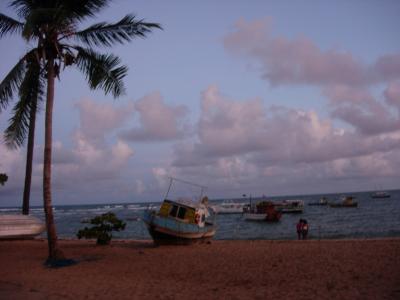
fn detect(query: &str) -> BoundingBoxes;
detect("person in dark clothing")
[296,219,303,240]
[301,219,309,240]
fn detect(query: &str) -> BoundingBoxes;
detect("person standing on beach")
[296,219,303,240]
[302,220,309,240]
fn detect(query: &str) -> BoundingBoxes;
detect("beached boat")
[143,199,216,244]
[371,191,391,199]
[274,199,304,213]
[0,214,45,239]
[308,197,328,206]
[243,201,282,222]
[329,196,358,208]
[142,178,216,245]
[211,200,247,214]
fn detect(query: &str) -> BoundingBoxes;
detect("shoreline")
[1,238,400,299]
[53,236,400,243]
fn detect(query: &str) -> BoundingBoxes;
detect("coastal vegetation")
[0,0,161,264]
[77,212,126,245]
[0,173,8,186]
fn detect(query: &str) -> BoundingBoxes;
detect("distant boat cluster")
[141,183,394,245]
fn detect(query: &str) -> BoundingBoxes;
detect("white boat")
[243,212,269,221]
[274,199,304,213]
[0,214,45,239]
[243,202,282,222]
[371,191,390,199]
[308,197,328,206]
[211,200,247,214]
[329,196,358,208]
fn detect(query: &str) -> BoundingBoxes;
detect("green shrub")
[0,173,8,186]
[77,212,126,245]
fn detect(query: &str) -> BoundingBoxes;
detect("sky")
[1,0,400,206]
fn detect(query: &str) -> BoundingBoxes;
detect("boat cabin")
[342,196,355,205]
[158,199,209,227]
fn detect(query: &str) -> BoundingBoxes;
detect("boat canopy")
[158,199,210,227]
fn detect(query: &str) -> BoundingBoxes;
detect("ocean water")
[1,190,400,240]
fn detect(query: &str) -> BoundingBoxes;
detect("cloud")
[75,98,134,143]
[0,98,136,205]
[325,85,400,135]
[135,179,146,194]
[152,167,170,188]
[53,98,135,182]
[331,104,400,136]
[165,86,400,196]
[373,54,400,82]
[224,19,400,138]
[384,81,400,110]
[224,19,400,87]
[324,85,375,105]
[49,133,135,202]
[198,85,266,156]
[120,92,189,142]
[174,86,342,166]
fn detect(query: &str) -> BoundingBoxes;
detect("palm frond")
[12,0,110,24]
[4,60,44,149]
[60,0,110,22]
[9,0,35,18]
[75,14,162,47]
[0,13,24,38]
[75,46,127,97]
[0,56,26,113]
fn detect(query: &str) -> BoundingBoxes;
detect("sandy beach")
[1,238,399,299]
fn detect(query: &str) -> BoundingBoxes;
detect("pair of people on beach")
[296,219,309,240]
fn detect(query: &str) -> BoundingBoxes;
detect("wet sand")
[1,238,399,299]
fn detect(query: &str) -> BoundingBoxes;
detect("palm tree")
[0,0,161,263]
[1,51,43,215]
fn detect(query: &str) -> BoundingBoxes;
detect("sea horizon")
[1,187,398,208]
[1,189,399,241]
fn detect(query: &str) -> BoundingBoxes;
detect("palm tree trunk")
[43,58,64,261]
[22,102,37,215]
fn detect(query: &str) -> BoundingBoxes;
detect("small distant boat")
[308,197,328,206]
[371,191,391,199]
[127,204,141,210]
[211,200,246,214]
[243,201,282,222]
[329,196,358,208]
[0,214,45,239]
[142,178,216,245]
[274,199,304,213]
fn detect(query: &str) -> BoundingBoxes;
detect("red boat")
[243,201,282,222]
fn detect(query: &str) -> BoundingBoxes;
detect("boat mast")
[164,177,173,199]
[166,177,207,202]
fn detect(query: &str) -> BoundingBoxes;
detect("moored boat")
[0,214,45,239]
[243,201,282,222]
[329,196,358,208]
[211,200,247,214]
[274,199,304,213]
[308,197,328,206]
[371,191,391,199]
